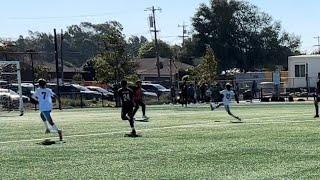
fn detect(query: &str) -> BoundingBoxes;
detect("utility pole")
[26,49,36,91]
[178,22,188,46]
[314,36,320,53]
[60,29,64,85]
[54,29,62,110]
[146,6,161,83]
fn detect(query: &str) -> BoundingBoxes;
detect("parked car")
[10,83,35,98]
[48,84,101,100]
[141,83,170,96]
[259,82,286,98]
[0,88,30,109]
[128,85,158,98]
[69,84,101,100]
[0,80,8,88]
[142,88,158,98]
[86,86,114,101]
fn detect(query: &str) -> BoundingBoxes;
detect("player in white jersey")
[32,79,63,141]
[210,83,241,121]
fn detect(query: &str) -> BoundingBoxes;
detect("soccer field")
[1,103,320,179]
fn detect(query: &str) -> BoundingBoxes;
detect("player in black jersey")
[118,80,138,136]
[314,79,320,118]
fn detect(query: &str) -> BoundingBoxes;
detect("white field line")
[0,115,317,145]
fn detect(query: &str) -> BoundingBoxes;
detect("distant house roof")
[22,60,83,73]
[289,55,320,59]
[135,57,193,76]
[0,52,84,73]
[37,61,83,73]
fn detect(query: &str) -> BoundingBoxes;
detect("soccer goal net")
[0,61,24,116]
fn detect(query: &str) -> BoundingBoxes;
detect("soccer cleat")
[58,130,63,141]
[125,129,142,137]
[131,129,137,136]
[314,115,319,118]
[45,129,50,134]
[142,115,149,120]
[210,103,215,111]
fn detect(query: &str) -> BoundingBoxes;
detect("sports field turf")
[1,103,320,179]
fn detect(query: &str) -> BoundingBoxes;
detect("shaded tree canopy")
[177,37,205,65]
[138,40,173,59]
[8,22,147,68]
[191,0,301,71]
[126,35,148,59]
[91,21,136,83]
[193,46,218,84]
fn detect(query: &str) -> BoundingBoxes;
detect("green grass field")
[1,103,320,179]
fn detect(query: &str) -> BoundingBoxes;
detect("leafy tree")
[138,40,173,59]
[72,73,83,84]
[177,37,205,65]
[34,66,50,81]
[94,54,135,83]
[5,21,137,82]
[126,36,148,59]
[192,0,301,71]
[82,58,96,80]
[194,46,218,84]
[92,21,136,83]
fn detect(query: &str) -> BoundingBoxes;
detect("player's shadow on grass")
[0,115,18,118]
[124,134,142,138]
[231,121,244,124]
[36,139,65,146]
[135,119,149,122]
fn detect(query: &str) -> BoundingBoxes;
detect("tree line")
[1,0,302,84]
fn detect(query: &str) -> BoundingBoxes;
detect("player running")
[118,80,138,137]
[314,78,320,118]
[210,83,241,121]
[132,80,149,121]
[32,79,63,141]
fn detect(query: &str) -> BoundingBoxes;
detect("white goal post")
[0,61,24,116]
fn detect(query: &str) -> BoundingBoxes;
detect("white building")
[288,55,320,88]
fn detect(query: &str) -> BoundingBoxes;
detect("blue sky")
[1,0,319,53]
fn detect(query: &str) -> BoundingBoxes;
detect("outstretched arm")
[32,90,39,100]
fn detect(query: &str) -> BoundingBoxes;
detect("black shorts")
[122,105,133,117]
[134,100,145,107]
[316,97,320,102]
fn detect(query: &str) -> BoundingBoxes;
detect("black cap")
[38,79,47,87]
[121,80,127,87]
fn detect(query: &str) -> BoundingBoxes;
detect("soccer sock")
[43,121,49,130]
[316,102,319,115]
[50,124,59,133]
[142,104,146,116]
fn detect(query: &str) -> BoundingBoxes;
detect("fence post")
[80,93,83,108]
[101,92,104,107]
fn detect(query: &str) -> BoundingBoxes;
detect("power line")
[9,9,143,20]
[159,35,180,38]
